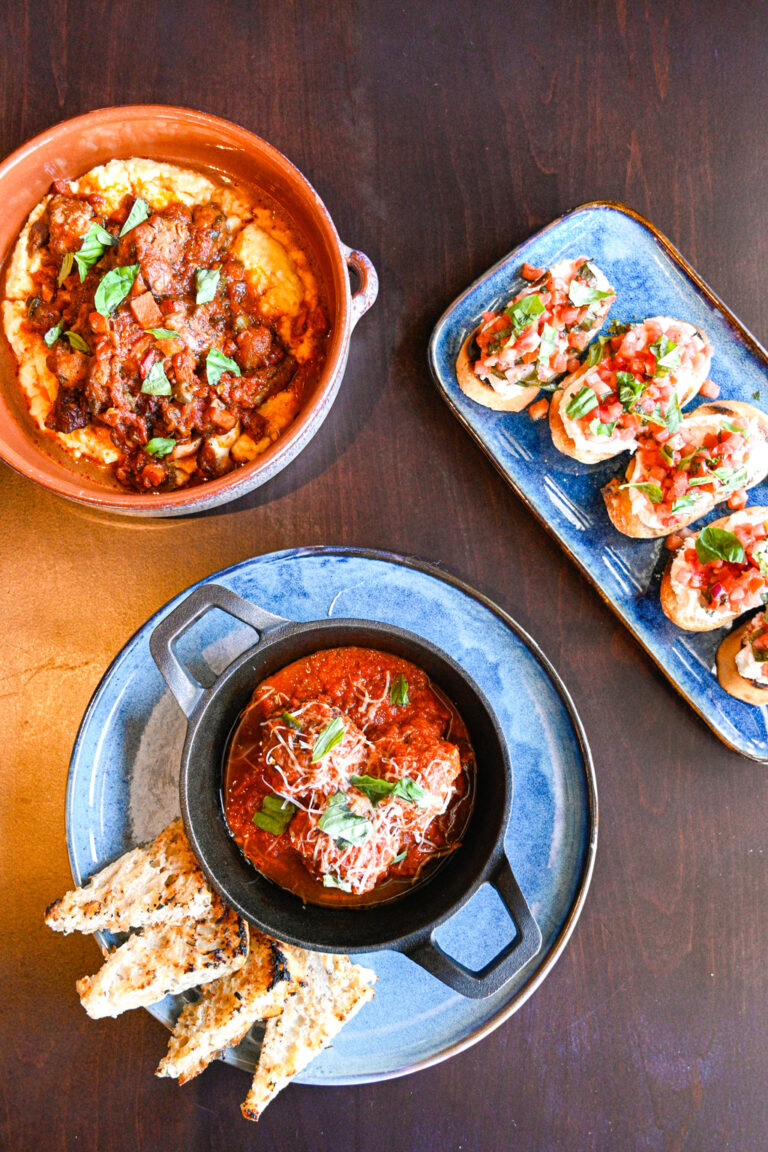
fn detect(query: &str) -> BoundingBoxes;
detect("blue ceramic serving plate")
[429,201,768,763]
[66,546,596,1085]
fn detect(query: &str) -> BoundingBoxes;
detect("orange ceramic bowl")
[0,106,377,515]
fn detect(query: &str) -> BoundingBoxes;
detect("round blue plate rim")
[65,545,598,1086]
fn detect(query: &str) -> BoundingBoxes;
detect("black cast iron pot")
[150,583,541,999]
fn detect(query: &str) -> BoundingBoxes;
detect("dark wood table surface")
[3,2,767,1149]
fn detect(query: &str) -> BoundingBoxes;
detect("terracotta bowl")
[0,105,377,515]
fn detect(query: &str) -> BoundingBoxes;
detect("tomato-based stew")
[224,647,476,906]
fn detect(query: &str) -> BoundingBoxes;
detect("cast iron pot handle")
[403,855,542,999]
[149,583,288,718]
[341,242,378,331]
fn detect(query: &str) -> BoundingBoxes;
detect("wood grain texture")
[2,0,768,1149]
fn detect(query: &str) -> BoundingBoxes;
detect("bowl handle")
[341,242,379,330]
[149,583,288,718]
[403,855,542,999]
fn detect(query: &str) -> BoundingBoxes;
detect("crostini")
[660,508,768,631]
[603,400,768,538]
[716,610,768,704]
[456,258,615,412]
[550,317,712,463]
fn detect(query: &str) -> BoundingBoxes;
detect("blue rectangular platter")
[429,201,768,763]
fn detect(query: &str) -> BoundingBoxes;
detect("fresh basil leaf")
[389,673,410,706]
[349,774,429,808]
[195,267,221,305]
[145,436,175,458]
[721,420,747,435]
[506,293,545,336]
[144,327,183,341]
[141,361,172,396]
[671,496,697,514]
[753,390,761,401]
[695,525,746,565]
[651,334,682,376]
[43,324,62,347]
[617,371,642,409]
[64,330,90,353]
[585,337,608,367]
[665,395,682,433]
[206,347,241,388]
[565,385,598,419]
[619,481,664,504]
[575,260,599,286]
[391,777,429,806]
[317,791,372,847]
[392,849,407,865]
[280,710,302,730]
[754,545,768,581]
[589,417,616,437]
[252,793,296,835]
[322,872,352,891]
[660,442,675,464]
[609,321,631,337]
[120,197,150,237]
[311,717,345,763]
[74,222,116,281]
[94,263,140,316]
[537,322,557,371]
[57,252,74,286]
[713,465,749,491]
[568,278,613,307]
[687,474,715,487]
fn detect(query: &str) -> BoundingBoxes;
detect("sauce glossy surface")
[224,646,475,906]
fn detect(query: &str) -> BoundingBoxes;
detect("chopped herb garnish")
[753,390,761,401]
[392,849,407,865]
[94,263,140,316]
[322,872,352,891]
[389,673,410,706]
[713,465,749,490]
[311,717,345,763]
[721,420,747,435]
[195,267,221,305]
[145,436,175,458]
[141,361,172,396]
[565,385,599,419]
[64,331,89,353]
[537,322,557,372]
[43,324,62,347]
[585,337,608,367]
[687,474,714,487]
[349,774,429,808]
[568,278,613,308]
[57,252,74,286]
[317,791,372,847]
[506,293,545,337]
[74,222,116,281]
[252,794,296,836]
[660,442,675,464]
[665,395,682,433]
[144,327,183,341]
[206,347,241,388]
[670,495,697,514]
[651,334,682,376]
[119,197,150,237]
[589,417,616,437]
[618,481,663,503]
[617,370,643,409]
[280,711,302,730]
[695,525,746,565]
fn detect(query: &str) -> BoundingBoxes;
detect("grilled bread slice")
[241,951,376,1121]
[716,611,768,704]
[76,902,248,1019]
[156,934,306,1084]
[45,819,214,934]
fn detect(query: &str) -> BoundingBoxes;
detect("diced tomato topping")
[728,488,748,510]
[528,398,550,421]
[566,356,581,374]
[521,263,544,281]
[700,379,720,399]
[552,352,568,374]
[666,533,685,551]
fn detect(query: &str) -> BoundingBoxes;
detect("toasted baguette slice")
[156,934,305,1084]
[603,401,768,538]
[716,612,768,704]
[45,819,214,934]
[551,317,711,464]
[456,333,540,412]
[661,507,768,631]
[76,902,248,1019]
[241,952,376,1122]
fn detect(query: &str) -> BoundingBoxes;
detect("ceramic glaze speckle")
[429,203,768,762]
[66,547,596,1085]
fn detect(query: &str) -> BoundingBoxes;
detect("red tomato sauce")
[223,647,476,907]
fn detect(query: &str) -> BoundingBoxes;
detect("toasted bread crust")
[716,618,768,704]
[456,332,540,412]
[602,401,768,538]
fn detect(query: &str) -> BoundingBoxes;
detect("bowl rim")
[0,104,353,511]
[172,612,513,951]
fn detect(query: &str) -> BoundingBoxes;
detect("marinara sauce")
[223,646,475,907]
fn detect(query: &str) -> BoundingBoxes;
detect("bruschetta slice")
[716,610,768,704]
[661,508,768,631]
[456,258,615,411]
[603,400,768,538]
[550,317,712,463]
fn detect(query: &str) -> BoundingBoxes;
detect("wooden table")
[3,2,766,1148]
